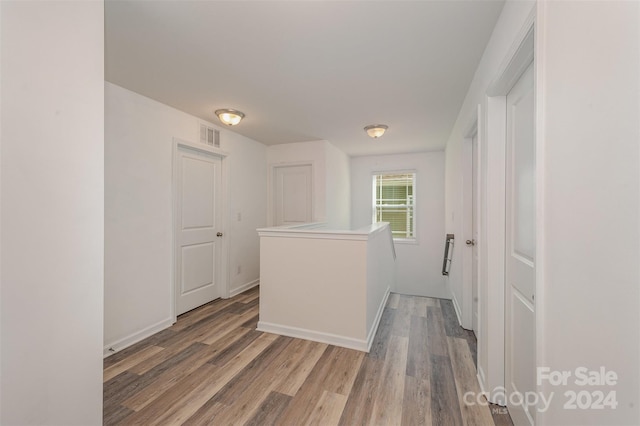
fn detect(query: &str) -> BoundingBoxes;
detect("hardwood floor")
[104,287,512,425]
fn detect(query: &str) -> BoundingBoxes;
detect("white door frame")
[479,10,536,405]
[267,161,315,227]
[171,138,230,322]
[461,117,480,331]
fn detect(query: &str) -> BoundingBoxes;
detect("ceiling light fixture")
[364,124,388,138]
[215,109,245,126]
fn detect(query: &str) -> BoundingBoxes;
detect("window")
[373,172,416,240]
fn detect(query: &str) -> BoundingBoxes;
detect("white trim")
[534,2,547,423]
[476,101,488,390]
[451,291,464,327]
[484,95,507,403]
[477,366,487,395]
[228,279,260,298]
[256,232,369,241]
[482,8,536,406]
[257,321,370,352]
[220,153,230,300]
[365,287,391,351]
[172,137,229,158]
[103,317,173,358]
[171,138,230,323]
[257,286,390,353]
[460,120,478,330]
[487,11,535,97]
[257,222,389,241]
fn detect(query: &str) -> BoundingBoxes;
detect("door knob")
[466,239,475,246]
[217,232,223,237]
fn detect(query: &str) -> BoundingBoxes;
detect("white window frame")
[371,171,417,243]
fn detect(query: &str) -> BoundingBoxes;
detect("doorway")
[504,61,536,425]
[478,13,535,410]
[462,123,481,336]
[174,143,224,316]
[273,163,313,226]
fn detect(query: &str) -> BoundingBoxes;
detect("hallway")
[104,288,510,425]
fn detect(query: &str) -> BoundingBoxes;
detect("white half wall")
[351,151,446,298]
[257,223,393,351]
[1,1,104,424]
[105,83,267,353]
[259,237,367,346]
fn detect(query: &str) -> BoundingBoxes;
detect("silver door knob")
[466,239,475,246]
[217,232,223,237]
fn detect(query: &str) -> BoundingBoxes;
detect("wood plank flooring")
[104,287,512,425]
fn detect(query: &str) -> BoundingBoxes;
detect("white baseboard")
[103,317,174,358]
[365,287,391,351]
[228,279,259,298]
[451,293,463,327]
[257,286,390,353]
[257,321,369,352]
[478,365,487,395]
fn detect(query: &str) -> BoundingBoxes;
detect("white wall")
[537,1,639,424]
[267,141,326,225]
[267,140,350,229]
[444,0,534,312]
[351,152,446,298]
[325,141,351,229]
[227,131,269,295]
[105,82,267,352]
[1,1,104,424]
[366,225,395,335]
[445,0,640,424]
[443,0,535,399]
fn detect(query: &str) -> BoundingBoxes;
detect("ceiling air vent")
[200,123,220,148]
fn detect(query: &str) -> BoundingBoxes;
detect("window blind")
[373,173,415,239]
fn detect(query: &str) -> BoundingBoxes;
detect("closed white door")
[175,147,222,315]
[471,132,479,336]
[505,62,536,425]
[274,164,312,226]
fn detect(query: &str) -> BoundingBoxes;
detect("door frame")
[478,9,537,406]
[171,137,229,322]
[461,118,480,332]
[267,161,315,227]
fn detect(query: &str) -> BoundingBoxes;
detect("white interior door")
[274,164,312,226]
[505,62,536,425]
[471,132,479,336]
[175,146,222,316]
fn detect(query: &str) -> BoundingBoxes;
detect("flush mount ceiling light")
[364,124,388,139]
[215,109,245,126]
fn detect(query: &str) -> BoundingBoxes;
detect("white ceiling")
[105,0,504,156]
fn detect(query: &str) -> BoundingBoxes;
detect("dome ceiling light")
[215,109,245,126]
[364,124,388,138]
